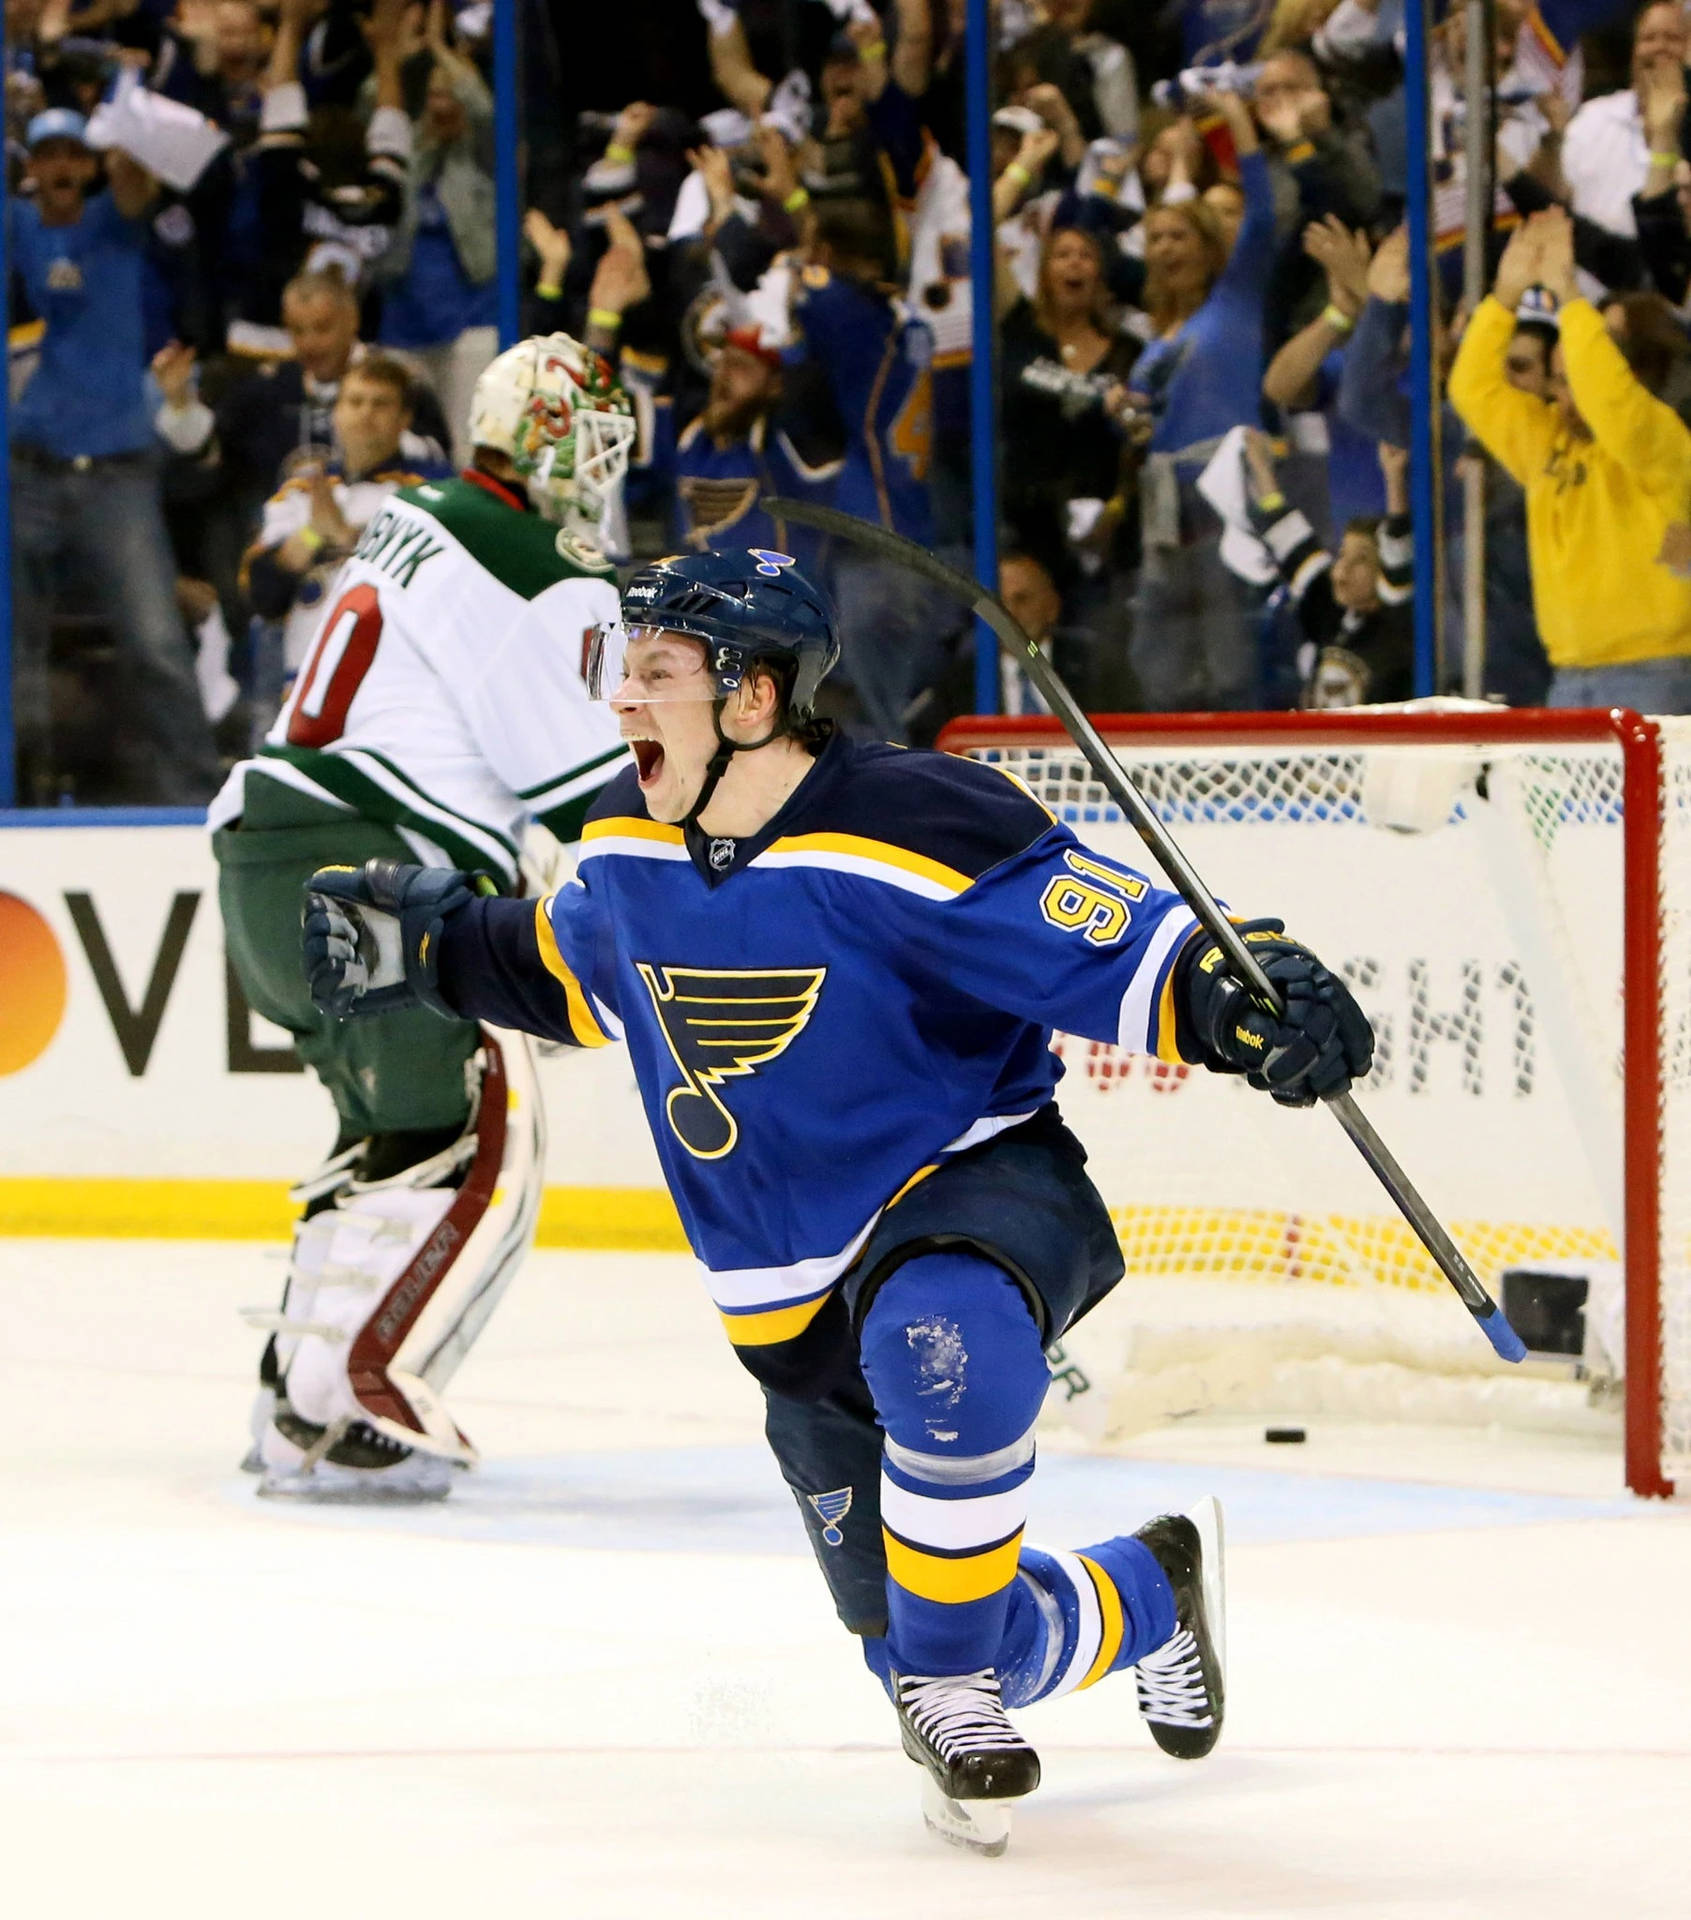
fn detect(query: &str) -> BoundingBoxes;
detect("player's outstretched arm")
[1173,918,1374,1107]
[303,860,607,1047]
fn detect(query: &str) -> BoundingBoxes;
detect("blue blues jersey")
[438,735,1198,1378]
[787,268,934,544]
[669,414,839,571]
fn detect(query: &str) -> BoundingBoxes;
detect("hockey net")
[938,708,1691,1496]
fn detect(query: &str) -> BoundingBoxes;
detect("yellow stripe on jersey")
[582,816,686,846]
[990,762,1057,822]
[883,1528,1025,1605]
[533,896,611,1047]
[719,1286,834,1346]
[1075,1554,1127,1689]
[886,1163,939,1211]
[1153,960,1186,1065]
[764,832,972,896]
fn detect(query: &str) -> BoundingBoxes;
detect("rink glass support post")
[494,0,521,351]
[1,141,12,807]
[965,0,1000,715]
[1402,0,1443,698]
[1460,0,1494,698]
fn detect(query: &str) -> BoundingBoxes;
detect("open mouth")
[628,738,665,788]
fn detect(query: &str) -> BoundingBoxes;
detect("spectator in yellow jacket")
[1448,207,1691,712]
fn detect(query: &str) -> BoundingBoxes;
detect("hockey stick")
[767,497,1527,1364]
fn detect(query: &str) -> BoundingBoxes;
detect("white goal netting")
[955,714,1691,1490]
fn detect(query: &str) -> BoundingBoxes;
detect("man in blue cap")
[8,107,219,805]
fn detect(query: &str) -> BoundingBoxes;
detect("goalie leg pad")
[267,1028,545,1463]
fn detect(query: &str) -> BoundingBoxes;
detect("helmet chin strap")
[681,702,785,832]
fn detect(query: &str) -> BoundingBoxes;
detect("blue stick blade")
[1475,1305,1528,1365]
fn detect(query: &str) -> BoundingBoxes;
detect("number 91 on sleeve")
[1038,850,1148,948]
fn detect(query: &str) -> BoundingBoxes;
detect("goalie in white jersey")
[209,332,635,1500]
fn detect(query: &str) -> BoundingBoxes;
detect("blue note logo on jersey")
[808,1487,852,1546]
[635,963,827,1159]
[747,548,796,577]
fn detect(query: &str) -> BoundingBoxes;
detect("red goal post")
[937,707,1691,1498]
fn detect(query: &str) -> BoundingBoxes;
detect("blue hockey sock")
[858,1253,1050,1679]
[996,1537,1177,1709]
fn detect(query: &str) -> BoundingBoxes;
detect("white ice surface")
[3,1239,1690,1920]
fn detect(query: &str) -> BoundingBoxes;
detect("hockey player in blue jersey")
[301,548,1374,1852]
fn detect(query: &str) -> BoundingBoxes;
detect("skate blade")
[1186,1494,1227,1672]
[918,1775,1014,1857]
[237,1445,264,1474]
[257,1464,452,1504]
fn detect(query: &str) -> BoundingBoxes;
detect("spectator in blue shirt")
[7,108,219,806]
[1127,88,1277,710]
[785,195,945,742]
[627,324,841,567]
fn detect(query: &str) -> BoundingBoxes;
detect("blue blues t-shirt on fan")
[378,181,498,351]
[787,267,934,546]
[8,191,154,459]
[1131,150,1277,473]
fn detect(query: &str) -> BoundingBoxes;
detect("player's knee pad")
[860,1254,1049,1631]
[250,1027,544,1461]
[858,1252,1049,1458]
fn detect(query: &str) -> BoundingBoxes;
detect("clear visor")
[585,621,719,703]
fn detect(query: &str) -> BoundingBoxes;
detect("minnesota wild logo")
[635,964,826,1159]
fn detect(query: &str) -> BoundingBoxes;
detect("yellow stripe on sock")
[882,1529,1024,1605]
[1075,1554,1126,1690]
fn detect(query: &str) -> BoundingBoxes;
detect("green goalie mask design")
[466,332,636,536]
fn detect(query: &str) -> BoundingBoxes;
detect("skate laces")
[898,1670,1030,1760]
[1135,1629,1214,1727]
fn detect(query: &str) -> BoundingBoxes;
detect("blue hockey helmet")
[610,547,840,721]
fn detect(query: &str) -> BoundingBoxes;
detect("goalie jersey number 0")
[288,583,384,748]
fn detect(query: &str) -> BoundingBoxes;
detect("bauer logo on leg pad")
[808,1486,853,1546]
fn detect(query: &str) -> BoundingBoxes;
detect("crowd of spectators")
[11,0,1691,803]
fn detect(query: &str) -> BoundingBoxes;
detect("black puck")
[1265,1427,1307,1444]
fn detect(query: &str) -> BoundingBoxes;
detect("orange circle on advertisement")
[0,890,68,1073]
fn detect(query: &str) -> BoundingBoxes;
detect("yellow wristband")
[297,526,324,556]
[783,186,810,212]
[1004,161,1032,190]
[604,141,635,165]
[1257,490,1286,512]
[1651,149,1680,165]
[858,39,886,62]
[1322,303,1355,334]
[587,306,622,330]
[535,279,562,301]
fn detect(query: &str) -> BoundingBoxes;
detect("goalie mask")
[466,332,635,537]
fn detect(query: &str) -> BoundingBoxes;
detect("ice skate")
[256,1401,453,1503]
[894,1668,1040,1856]
[1132,1494,1226,1759]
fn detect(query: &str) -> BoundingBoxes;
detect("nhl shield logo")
[808,1487,853,1547]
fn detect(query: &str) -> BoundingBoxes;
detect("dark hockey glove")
[1175,917,1374,1108]
[303,859,492,1020]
